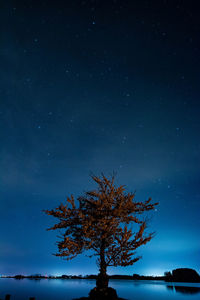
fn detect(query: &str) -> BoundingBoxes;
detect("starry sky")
[0,0,200,277]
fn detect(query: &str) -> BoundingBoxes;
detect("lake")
[0,279,200,300]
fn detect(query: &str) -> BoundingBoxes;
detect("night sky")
[0,1,200,277]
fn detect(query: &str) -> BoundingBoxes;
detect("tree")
[164,271,172,281]
[45,174,158,297]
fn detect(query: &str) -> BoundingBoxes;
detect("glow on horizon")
[51,268,165,277]
[143,269,164,277]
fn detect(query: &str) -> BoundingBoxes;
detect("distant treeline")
[2,268,200,283]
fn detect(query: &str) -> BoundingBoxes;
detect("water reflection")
[167,285,200,295]
[166,285,173,291]
[1,279,200,300]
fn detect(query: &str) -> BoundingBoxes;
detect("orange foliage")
[45,174,158,272]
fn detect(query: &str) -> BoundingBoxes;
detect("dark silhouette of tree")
[164,271,173,281]
[45,174,158,298]
[172,268,200,282]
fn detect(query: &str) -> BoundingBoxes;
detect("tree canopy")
[45,174,158,289]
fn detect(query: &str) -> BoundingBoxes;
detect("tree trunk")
[96,243,108,289]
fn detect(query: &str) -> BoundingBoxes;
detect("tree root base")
[89,287,118,299]
[74,287,126,300]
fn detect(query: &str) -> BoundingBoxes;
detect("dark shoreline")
[1,274,200,283]
[1,268,200,283]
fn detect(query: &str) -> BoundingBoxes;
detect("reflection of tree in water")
[166,285,174,291]
[167,285,200,294]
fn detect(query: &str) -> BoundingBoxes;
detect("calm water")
[0,279,200,300]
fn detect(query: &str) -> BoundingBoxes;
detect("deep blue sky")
[0,0,200,276]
